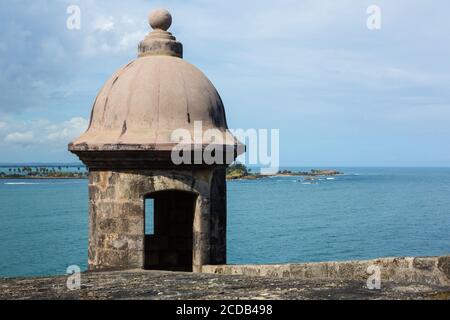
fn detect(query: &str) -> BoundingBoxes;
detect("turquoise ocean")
[0,167,449,277]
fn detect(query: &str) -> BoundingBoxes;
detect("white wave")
[326,177,335,180]
[4,182,43,185]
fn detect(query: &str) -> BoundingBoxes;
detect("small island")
[226,163,342,180]
[0,166,88,179]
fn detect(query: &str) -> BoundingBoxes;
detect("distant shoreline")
[1,169,343,181]
[1,166,343,181]
[0,176,87,180]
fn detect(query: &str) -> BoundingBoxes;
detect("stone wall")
[3,268,450,300]
[88,168,227,272]
[202,256,450,287]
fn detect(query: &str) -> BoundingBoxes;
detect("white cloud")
[1,117,88,149]
[93,16,115,32]
[81,28,147,56]
[46,117,89,142]
[0,122,6,129]
[118,31,147,50]
[4,131,34,146]
[80,9,147,57]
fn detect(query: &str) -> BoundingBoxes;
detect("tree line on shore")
[1,164,341,180]
[0,166,87,179]
[226,163,342,180]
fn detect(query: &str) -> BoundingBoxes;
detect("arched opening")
[144,190,197,272]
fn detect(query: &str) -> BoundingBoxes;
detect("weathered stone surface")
[203,256,450,287]
[438,256,450,278]
[87,168,226,273]
[69,44,238,153]
[1,270,449,300]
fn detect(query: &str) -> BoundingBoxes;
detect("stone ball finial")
[149,8,172,31]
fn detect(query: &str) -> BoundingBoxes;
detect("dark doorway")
[144,191,196,272]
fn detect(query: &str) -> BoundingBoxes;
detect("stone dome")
[70,56,235,149]
[69,9,240,159]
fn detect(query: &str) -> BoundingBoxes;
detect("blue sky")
[0,0,449,166]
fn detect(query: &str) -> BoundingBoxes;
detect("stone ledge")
[202,256,450,287]
[1,256,449,300]
[1,269,449,300]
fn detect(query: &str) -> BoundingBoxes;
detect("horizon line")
[1,163,450,168]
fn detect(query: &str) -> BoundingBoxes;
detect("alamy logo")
[66,265,81,290]
[66,5,81,30]
[367,5,382,30]
[366,265,381,290]
[170,121,280,174]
